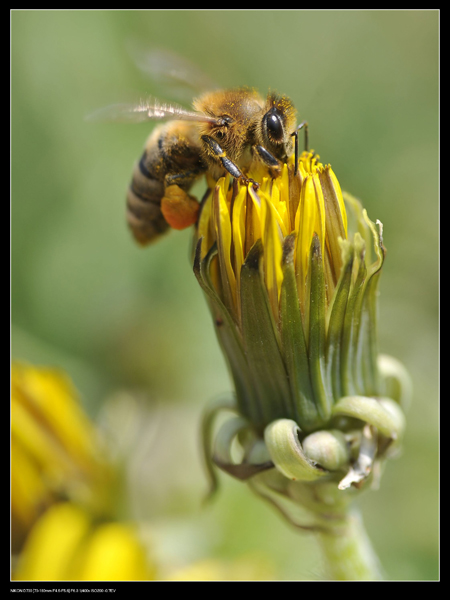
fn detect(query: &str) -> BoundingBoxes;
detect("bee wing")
[127,43,220,102]
[86,98,219,125]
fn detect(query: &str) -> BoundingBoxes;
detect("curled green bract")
[213,415,249,467]
[378,354,413,411]
[208,411,274,482]
[302,429,350,471]
[264,419,327,481]
[332,395,404,440]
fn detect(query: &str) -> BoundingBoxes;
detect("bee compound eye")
[265,112,284,143]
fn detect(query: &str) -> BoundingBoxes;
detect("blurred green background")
[11,10,438,580]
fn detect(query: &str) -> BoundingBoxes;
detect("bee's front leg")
[201,135,259,189]
[252,145,282,178]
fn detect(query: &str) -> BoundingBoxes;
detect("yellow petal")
[260,185,288,238]
[245,184,262,254]
[295,175,325,290]
[248,183,262,222]
[213,178,237,312]
[11,437,50,549]
[198,192,214,260]
[312,173,326,246]
[13,503,91,581]
[279,164,291,230]
[261,191,284,322]
[327,166,347,237]
[11,363,99,474]
[11,394,73,476]
[78,522,154,581]
[231,184,248,313]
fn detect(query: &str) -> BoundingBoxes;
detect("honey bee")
[90,52,308,245]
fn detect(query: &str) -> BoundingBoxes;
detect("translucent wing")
[86,97,220,124]
[126,43,220,103]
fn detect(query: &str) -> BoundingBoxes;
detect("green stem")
[315,508,383,581]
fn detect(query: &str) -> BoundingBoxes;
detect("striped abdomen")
[126,151,169,245]
[126,122,206,246]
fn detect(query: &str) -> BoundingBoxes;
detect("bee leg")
[291,121,308,175]
[253,145,282,178]
[201,135,259,189]
[165,169,203,189]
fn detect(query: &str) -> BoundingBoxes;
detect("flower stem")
[315,508,383,581]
